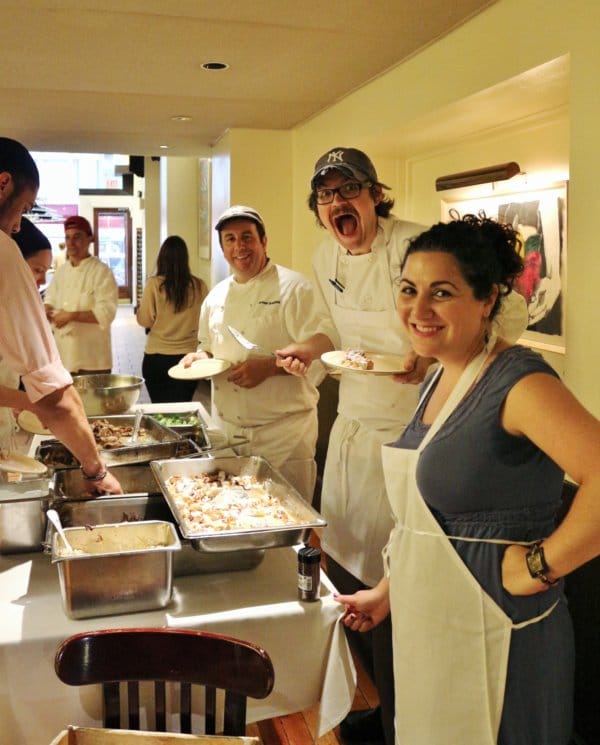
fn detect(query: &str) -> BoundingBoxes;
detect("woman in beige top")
[136,235,208,402]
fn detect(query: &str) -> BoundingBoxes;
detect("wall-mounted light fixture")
[435,161,521,191]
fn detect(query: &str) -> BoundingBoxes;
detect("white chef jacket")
[197,261,320,499]
[312,215,424,585]
[44,255,118,372]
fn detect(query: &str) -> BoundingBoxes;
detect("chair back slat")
[55,628,274,736]
[223,691,247,736]
[180,681,192,733]
[127,681,140,730]
[155,680,167,731]
[205,686,217,734]
[103,681,121,729]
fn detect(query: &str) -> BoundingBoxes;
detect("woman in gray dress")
[335,214,600,744]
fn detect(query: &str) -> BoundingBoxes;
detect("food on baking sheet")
[341,349,374,370]
[164,470,299,533]
[90,418,156,449]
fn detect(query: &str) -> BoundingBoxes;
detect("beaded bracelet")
[81,466,108,481]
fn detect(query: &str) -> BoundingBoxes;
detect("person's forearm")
[33,386,104,476]
[0,384,29,410]
[303,333,334,360]
[69,310,98,324]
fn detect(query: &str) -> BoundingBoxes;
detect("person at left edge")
[44,214,118,374]
[180,205,321,502]
[0,136,121,494]
[0,216,52,450]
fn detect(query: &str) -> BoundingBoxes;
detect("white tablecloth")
[0,546,355,745]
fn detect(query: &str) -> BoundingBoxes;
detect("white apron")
[321,247,418,586]
[382,349,558,744]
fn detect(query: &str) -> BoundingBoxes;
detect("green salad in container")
[151,412,199,427]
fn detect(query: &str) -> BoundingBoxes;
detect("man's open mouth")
[333,211,358,236]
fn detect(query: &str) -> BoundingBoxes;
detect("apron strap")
[417,334,496,453]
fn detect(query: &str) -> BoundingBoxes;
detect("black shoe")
[339,706,385,743]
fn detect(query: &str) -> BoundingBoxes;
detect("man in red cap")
[44,214,118,373]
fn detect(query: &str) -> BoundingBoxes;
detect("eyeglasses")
[315,181,372,205]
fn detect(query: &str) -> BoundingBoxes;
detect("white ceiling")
[1,0,502,156]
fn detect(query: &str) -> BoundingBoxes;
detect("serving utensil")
[227,325,277,357]
[47,508,74,552]
[129,408,144,443]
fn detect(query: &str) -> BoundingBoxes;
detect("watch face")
[527,551,545,575]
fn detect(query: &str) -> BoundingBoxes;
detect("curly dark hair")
[402,212,524,319]
[155,235,199,313]
[307,181,395,227]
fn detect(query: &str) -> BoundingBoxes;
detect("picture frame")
[441,182,567,353]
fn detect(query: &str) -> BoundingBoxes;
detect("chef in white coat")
[44,215,118,374]
[181,205,321,502]
[277,147,528,745]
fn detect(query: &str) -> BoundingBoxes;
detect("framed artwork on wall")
[441,182,567,353]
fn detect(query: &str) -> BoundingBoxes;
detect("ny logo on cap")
[327,150,345,164]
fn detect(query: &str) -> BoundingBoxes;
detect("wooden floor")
[248,648,379,744]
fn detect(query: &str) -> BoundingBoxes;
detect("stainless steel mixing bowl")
[72,374,144,416]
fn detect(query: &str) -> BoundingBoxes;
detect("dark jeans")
[326,555,395,745]
[142,353,197,403]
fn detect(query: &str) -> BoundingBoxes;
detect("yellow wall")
[208,128,294,285]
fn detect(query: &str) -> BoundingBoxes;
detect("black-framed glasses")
[315,181,372,205]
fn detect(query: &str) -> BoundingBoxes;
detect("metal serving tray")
[48,463,265,574]
[150,455,327,552]
[51,520,180,619]
[147,409,212,451]
[37,436,201,472]
[0,477,51,554]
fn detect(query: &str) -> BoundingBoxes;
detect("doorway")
[93,208,133,300]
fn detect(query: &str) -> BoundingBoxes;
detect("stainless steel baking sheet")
[150,455,326,551]
[37,436,201,472]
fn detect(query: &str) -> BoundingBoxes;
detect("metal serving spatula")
[227,325,276,357]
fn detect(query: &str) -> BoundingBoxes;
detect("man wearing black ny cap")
[278,147,528,745]
[181,205,322,502]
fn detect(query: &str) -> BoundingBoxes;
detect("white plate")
[0,452,48,475]
[321,350,409,376]
[168,358,231,380]
[17,410,52,435]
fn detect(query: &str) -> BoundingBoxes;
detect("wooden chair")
[54,628,275,736]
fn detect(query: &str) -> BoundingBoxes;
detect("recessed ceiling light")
[202,61,229,71]
[159,144,169,150]
[171,115,192,122]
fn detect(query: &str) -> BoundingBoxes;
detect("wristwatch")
[525,541,558,586]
